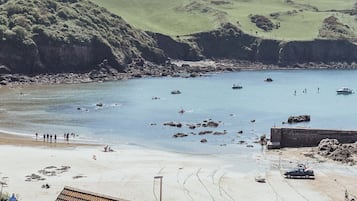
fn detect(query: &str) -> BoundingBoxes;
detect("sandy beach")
[0,133,356,201]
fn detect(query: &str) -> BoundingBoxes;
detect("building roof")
[56,186,128,201]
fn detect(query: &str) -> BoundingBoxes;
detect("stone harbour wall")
[270,127,357,148]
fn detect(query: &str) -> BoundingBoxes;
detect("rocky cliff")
[173,23,357,66]
[0,0,166,74]
[1,0,357,76]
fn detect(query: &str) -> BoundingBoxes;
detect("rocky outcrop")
[191,23,257,61]
[279,39,357,65]
[159,23,357,67]
[32,35,121,73]
[287,115,310,123]
[317,139,357,165]
[249,15,276,31]
[148,32,202,61]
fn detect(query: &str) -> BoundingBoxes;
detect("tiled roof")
[56,186,128,201]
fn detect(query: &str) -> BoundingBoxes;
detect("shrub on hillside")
[12,25,29,40]
[57,7,77,19]
[249,14,275,32]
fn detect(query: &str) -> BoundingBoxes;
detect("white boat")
[336,87,353,95]
[232,84,243,89]
[255,175,266,183]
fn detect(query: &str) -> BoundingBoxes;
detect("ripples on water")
[1,70,357,154]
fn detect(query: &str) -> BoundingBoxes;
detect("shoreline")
[0,132,100,148]
[2,60,357,86]
[0,128,356,201]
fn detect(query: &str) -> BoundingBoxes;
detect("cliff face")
[148,32,202,61]
[1,0,357,75]
[279,39,357,65]
[192,25,257,60]
[160,23,357,66]
[32,35,120,73]
[0,39,41,74]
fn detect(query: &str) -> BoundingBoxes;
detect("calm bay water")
[1,69,357,154]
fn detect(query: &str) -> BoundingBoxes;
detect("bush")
[57,7,77,19]
[0,15,8,26]
[0,24,7,37]
[13,15,32,30]
[6,4,24,16]
[12,25,29,40]
[4,28,15,39]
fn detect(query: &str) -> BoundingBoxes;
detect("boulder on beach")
[317,139,357,165]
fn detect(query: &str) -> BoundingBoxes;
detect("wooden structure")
[56,186,128,201]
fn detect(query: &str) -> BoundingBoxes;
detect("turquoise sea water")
[1,69,357,154]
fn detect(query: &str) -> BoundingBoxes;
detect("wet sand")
[0,132,98,148]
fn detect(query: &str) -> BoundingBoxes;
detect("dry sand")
[0,134,356,201]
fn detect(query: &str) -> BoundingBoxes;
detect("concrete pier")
[268,127,357,148]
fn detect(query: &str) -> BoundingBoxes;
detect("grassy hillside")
[91,0,357,41]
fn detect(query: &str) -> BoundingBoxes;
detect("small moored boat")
[232,84,243,89]
[336,87,353,95]
[265,77,273,82]
[171,90,182,95]
[255,175,266,183]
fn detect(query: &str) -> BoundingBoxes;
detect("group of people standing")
[35,132,75,143]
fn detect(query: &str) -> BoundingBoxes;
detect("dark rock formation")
[249,15,275,32]
[200,138,208,143]
[173,133,188,138]
[162,23,357,67]
[148,32,202,61]
[191,23,257,61]
[198,131,213,135]
[204,121,219,128]
[319,16,355,39]
[279,40,357,65]
[187,124,196,129]
[317,139,357,165]
[287,115,310,123]
[163,121,182,128]
[213,130,227,135]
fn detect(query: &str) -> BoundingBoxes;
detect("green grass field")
[91,0,356,41]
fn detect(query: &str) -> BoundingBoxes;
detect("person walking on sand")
[50,135,52,143]
[35,132,38,140]
[54,134,57,143]
[43,134,45,142]
[9,193,17,201]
